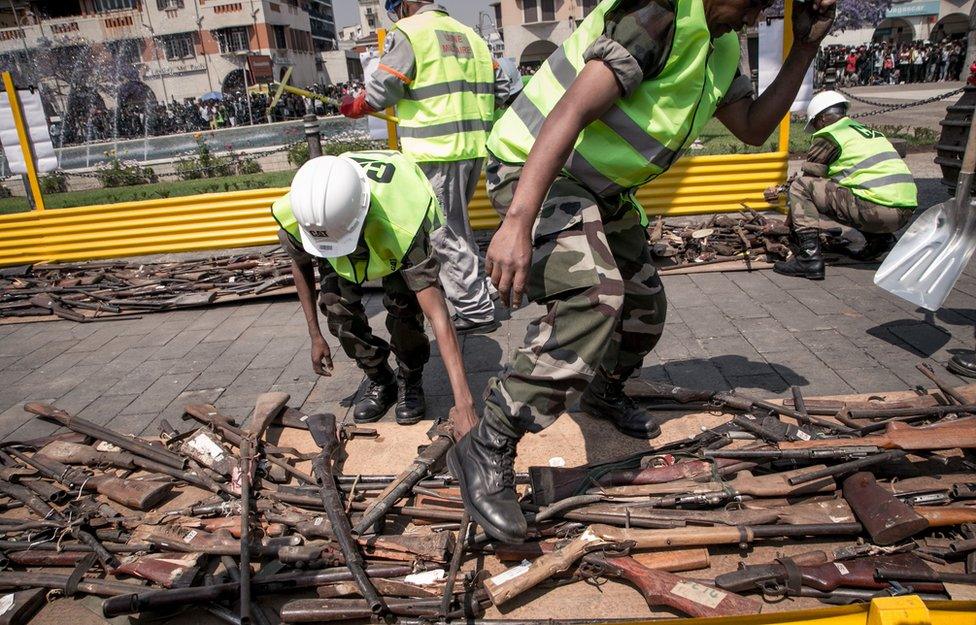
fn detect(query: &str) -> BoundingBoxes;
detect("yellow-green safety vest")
[271,150,442,284]
[392,9,496,162]
[812,117,918,208]
[488,0,740,201]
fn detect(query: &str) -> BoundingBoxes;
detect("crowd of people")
[816,39,968,88]
[58,81,368,146]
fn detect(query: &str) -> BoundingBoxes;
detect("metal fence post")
[304,114,322,160]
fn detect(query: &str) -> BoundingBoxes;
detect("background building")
[820,0,973,46]
[495,0,597,68]
[0,0,335,110]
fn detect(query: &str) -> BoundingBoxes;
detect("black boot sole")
[773,266,825,281]
[353,400,396,424]
[395,409,425,425]
[446,446,526,544]
[581,408,662,440]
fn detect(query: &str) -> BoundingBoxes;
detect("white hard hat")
[806,91,849,127]
[290,155,371,258]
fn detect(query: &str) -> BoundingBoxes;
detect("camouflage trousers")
[788,175,914,234]
[318,264,429,381]
[482,159,667,438]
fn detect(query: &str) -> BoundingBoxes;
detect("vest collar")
[416,4,448,16]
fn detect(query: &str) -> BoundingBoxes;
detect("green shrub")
[175,138,233,180]
[233,153,263,175]
[287,142,310,167]
[40,171,68,194]
[96,151,158,188]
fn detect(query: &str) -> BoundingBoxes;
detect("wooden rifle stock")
[583,553,760,618]
[916,505,976,527]
[494,542,710,573]
[842,472,928,545]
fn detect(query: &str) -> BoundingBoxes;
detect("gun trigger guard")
[600,541,634,558]
[758,581,788,602]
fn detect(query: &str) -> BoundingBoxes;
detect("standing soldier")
[769,91,917,280]
[340,0,519,335]
[273,151,478,432]
[447,0,837,543]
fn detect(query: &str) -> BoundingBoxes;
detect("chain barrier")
[56,140,303,181]
[832,85,966,119]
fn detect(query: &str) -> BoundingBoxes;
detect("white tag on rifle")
[670,581,726,608]
[488,560,531,586]
[795,430,812,441]
[0,594,14,616]
[404,569,446,585]
[834,562,850,575]
[183,530,198,543]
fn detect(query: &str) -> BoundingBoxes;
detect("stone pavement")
[0,154,972,441]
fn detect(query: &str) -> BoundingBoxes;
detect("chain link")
[832,86,966,119]
[57,140,303,180]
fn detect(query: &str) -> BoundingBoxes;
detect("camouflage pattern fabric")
[481,158,667,438]
[788,174,914,233]
[318,265,429,381]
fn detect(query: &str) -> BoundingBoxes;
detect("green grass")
[0,170,296,215]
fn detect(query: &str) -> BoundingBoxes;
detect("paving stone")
[106,413,159,437]
[887,322,953,358]
[663,359,729,392]
[77,394,139,426]
[105,361,170,396]
[679,306,741,339]
[730,317,802,354]
[268,380,316,408]
[203,314,259,343]
[156,387,227,422]
[76,334,146,366]
[120,373,195,417]
[760,299,833,332]
[0,400,56,439]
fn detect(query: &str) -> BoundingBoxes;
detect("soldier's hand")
[486,216,533,308]
[448,404,479,441]
[793,0,836,45]
[311,335,334,376]
[763,186,780,203]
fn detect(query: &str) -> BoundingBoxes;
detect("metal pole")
[3,72,44,211]
[303,113,322,159]
[241,56,253,125]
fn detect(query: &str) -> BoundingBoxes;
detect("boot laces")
[496,440,517,488]
[364,378,392,400]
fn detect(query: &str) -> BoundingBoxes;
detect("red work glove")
[339,94,375,119]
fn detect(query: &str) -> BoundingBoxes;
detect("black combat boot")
[949,351,976,379]
[579,375,661,440]
[395,369,426,425]
[850,233,895,261]
[353,367,397,423]
[773,228,825,280]
[447,417,526,544]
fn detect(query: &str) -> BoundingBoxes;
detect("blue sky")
[331,0,496,29]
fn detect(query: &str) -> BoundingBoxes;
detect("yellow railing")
[0,150,787,266]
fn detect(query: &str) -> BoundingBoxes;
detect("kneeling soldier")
[772,91,918,280]
[272,151,478,433]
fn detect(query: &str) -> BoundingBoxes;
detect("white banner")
[360,51,389,142]
[758,18,815,114]
[0,87,56,174]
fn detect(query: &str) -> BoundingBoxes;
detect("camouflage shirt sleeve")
[583,0,676,98]
[716,69,755,109]
[399,225,441,292]
[365,30,416,110]
[801,137,840,177]
[278,229,315,267]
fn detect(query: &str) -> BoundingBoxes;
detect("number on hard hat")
[806,91,849,128]
[290,156,371,259]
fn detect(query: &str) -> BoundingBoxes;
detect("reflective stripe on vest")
[813,118,918,208]
[270,150,442,284]
[393,11,495,162]
[487,0,740,198]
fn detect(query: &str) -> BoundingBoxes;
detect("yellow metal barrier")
[0,150,787,266]
[618,597,976,625]
[0,187,288,266]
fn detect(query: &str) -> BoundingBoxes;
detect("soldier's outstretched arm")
[715,0,836,146]
[290,258,333,377]
[485,60,622,308]
[414,285,478,439]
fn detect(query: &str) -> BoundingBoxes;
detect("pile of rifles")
[0,249,294,322]
[0,368,974,624]
[648,211,794,268]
